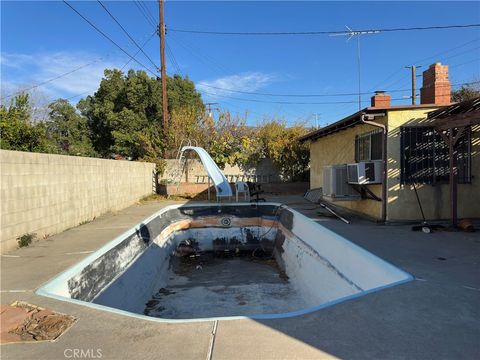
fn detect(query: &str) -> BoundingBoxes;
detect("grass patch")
[17,233,36,248]
[139,193,210,203]
[79,217,95,226]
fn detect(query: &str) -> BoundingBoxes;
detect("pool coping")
[36,202,414,323]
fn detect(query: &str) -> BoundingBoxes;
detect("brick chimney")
[371,91,391,107]
[420,63,451,105]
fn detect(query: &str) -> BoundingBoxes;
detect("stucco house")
[299,63,480,223]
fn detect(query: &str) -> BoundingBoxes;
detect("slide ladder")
[171,140,194,196]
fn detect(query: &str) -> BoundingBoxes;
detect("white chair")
[235,181,250,202]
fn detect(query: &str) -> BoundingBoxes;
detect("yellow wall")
[309,122,383,220]
[309,107,480,222]
[387,109,480,221]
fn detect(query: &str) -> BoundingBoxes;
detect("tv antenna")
[330,26,381,110]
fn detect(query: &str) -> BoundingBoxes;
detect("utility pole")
[205,102,219,118]
[159,0,168,129]
[314,113,320,128]
[405,65,421,105]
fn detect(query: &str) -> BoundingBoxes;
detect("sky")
[1,1,479,126]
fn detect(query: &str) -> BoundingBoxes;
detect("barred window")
[400,126,471,185]
[355,130,383,162]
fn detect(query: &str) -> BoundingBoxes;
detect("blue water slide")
[181,146,233,198]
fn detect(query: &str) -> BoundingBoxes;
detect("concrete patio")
[1,196,479,360]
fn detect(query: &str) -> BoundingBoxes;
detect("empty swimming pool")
[37,203,412,322]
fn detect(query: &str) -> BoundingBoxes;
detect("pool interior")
[38,204,412,321]
[144,250,301,319]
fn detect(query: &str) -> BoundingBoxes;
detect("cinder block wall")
[161,158,281,183]
[0,150,156,253]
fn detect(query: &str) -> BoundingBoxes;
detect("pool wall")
[93,224,278,314]
[37,203,413,322]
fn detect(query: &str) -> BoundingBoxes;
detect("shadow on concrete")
[169,194,480,358]
[247,213,480,359]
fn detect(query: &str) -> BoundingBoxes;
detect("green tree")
[163,106,212,158]
[254,120,310,181]
[46,99,96,156]
[167,74,204,118]
[79,69,204,160]
[206,111,252,169]
[0,94,52,152]
[452,84,480,102]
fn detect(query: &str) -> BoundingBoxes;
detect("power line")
[198,81,480,105]
[414,38,480,65]
[133,0,157,28]
[168,23,480,36]
[62,0,157,76]
[398,46,480,91]
[381,73,411,92]
[197,81,479,98]
[3,30,158,102]
[368,38,480,92]
[139,0,158,27]
[121,30,158,70]
[450,58,480,69]
[96,0,158,71]
[436,45,480,62]
[67,33,160,102]
[169,33,235,75]
[198,90,401,105]
[140,0,158,25]
[165,41,182,75]
[2,61,99,101]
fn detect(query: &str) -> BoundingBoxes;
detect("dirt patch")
[279,270,290,281]
[1,301,76,344]
[143,249,291,318]
[170,251,216,276]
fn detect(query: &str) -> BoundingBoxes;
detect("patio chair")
[235,181,250,202]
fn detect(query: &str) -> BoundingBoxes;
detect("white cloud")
[1,51,127,100]
[196,72,276,97]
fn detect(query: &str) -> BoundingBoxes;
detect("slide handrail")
[181,146,233,198]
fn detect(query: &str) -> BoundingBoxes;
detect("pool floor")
[143,254,307,319]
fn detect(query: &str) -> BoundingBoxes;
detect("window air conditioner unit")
[323,164,359,200]
[347,161,382,184]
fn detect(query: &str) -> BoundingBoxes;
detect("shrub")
[17,233,36,248]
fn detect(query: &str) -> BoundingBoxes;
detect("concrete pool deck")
[1,196,479,359]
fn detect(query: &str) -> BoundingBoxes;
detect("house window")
[355,130,383,162]
[400,126,471,185]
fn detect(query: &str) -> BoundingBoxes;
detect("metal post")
[361,114,387,222]
[207,176,211,202]
[411,65,416,105]
[357,35,361,111]
[449,131,458,228]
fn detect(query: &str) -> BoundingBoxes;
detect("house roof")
[428,97,480,120]
[299,103,444,143]
[429,97,480,131]
[298,109,363,143]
